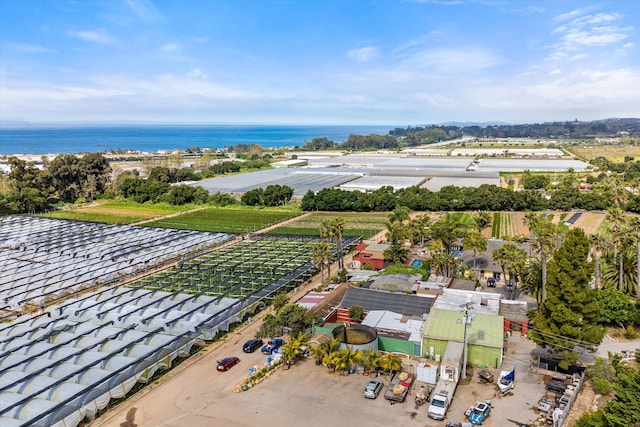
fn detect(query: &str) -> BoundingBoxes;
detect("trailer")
[427,341,464,420]
[384,371,415,404]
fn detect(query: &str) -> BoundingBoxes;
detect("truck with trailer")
[427,341,464,420]
[384,371,415,404]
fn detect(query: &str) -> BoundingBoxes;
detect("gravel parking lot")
[92,316,549,427]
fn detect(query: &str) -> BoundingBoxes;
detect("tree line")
[301,182,640,214]
[0,154,292,214]
[301,118,640,151]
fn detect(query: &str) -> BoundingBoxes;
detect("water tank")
[331,324,378,351]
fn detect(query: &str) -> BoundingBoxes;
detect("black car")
[242,339,264,353]
[486,278,496,287]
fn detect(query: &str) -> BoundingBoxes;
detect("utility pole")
[461,301,474,380]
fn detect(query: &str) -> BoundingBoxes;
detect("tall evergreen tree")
[531,228,605,369]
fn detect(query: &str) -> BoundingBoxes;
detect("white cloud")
[554,6,598,23]
[622,42,634,49]
[347,46,380,63]
[552,12,633,51]
[124,0,164,22]
[6,43,54,53]
[69,29,117,45]
[399,46,504,73]
[160,43,179,52]
[186,68,207,79]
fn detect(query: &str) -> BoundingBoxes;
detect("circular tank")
[332,323,378,351]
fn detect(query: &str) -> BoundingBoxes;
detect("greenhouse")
[0,216,232,311]
[195,168,364,196]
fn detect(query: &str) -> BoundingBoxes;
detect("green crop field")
[143,206,301,233]
[41,201,190,224]
[268,211,389,238]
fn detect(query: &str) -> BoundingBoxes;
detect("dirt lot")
[92,321,550,427]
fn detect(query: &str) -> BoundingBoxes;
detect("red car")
[217,357,240,371]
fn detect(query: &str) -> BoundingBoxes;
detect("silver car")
[363,379,384,399]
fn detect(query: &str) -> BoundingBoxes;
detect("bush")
[593,377,613,395]
[624,325,637,340]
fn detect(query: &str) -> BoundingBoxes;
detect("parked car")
[261,337,285,355]
[468,401,491,425]
[217,357,240,372]
[505,281,514,292]
[363,379,384,399]
[486,278,496,287]
[243,339,264,353]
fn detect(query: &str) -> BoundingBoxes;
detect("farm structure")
[0,218,359,427]
[0,216,231,314]
[195,168,364,196]
[193,154,590,196]
[422,308,504,368]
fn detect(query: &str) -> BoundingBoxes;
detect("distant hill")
[392,118,640,140]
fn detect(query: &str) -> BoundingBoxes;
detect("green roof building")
[422,308,504,369]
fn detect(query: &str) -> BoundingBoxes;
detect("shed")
[499,299,530,336]
[422,308,504,369]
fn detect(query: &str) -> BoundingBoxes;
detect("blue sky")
[1,0,638,125]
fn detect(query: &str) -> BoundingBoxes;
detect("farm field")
[41,200,191,224]
[566,145,640,162]
[490,211,608,239]
[267,211,389,238]
[143,206,301,233]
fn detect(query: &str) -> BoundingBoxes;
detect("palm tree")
[521,258,543,304]
[492,243,527,297]
[379,353,402,375]
[279,340,300,369]
[311,241,331,282]
[589,232,610,289]
[606,207,626,267]
[361,348,381,375]
[610,220,632,292]
[320,217,347,270]
[465,230,487,269]
[384,220,409,264]
[431,213,468,254]
[601,248,637,296]
[523,212,560,301]
[406,214,431,247]
[629,216,640,297]
[309,337,340,366]
[337,346,364,375]
[388,206,411,224]
[429,252,460,277]
[473,211,492,235]
[331,217,346,270]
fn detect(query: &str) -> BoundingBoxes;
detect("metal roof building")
[338,287,435,318]
[422,308,503,369]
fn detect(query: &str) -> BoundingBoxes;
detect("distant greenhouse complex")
[0,216,356,427]
[195,153,590,196]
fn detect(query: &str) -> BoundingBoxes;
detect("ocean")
[0,125,395,155]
